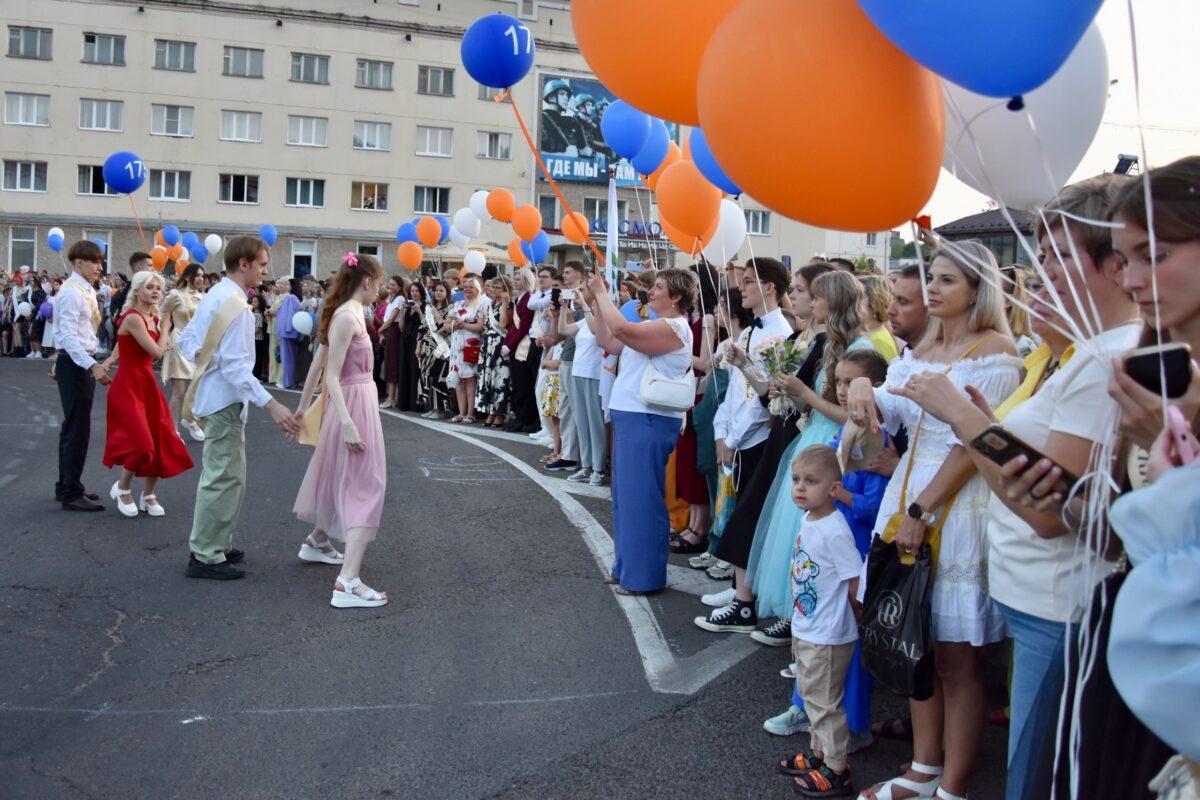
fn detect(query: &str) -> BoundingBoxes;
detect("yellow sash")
[182,294,249,423]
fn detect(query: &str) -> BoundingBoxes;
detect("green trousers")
[188,404,247,564]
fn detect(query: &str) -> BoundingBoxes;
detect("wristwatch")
[907,502,937,527]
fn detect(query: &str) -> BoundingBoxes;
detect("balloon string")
[501,91,607,269]
[128,194,147,249]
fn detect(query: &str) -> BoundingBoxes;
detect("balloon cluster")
[149,226,225,271]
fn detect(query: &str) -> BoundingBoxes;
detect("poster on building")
[538,74,678,187]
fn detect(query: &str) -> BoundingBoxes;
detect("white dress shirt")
[527,289,552,339]
[178,277,273,420]
[54,272,100,370]
[712,307,793,451]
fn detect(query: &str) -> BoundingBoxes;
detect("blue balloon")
[396,222,419,244]
[461,13,536,89]
[101,150,146,194]
[190,244,208,264]
[689,128,741,196]
[162,225,181,247]
[600,100,652,161]
[855,0,1101,98]
[520,230,550,264]
[630,119,670,176]
[435,215,451,245]
[259,224,278,246]
[47,233,63,252]
[38,300,53,320]
[182,231,200,252]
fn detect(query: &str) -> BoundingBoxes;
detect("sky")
[915,0,1199,232]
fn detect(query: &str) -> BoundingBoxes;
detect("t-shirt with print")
[791,510,863,645]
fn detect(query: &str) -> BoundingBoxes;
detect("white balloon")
[469,190,492,222]
[448,227,471,250]
[204,234,223,254]
[178,247,191,263]
[453,208,482,239]
[48,227,64,239]
[291,311,314,337]
[16,302,32,318]
[942,24,1108,212]
[701,199,748,266]
[464,250,486,275]
[19,265,30,274]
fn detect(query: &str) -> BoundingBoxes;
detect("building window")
[352,182,388,212]
[220,109,261,142]
[418,66,454,97]
[583,197,628,222]
[538,195,558,228]
[476,131,512,160]
[223,46,263,78]
[292,240,315,279]
[9,226,37,269]
[77,165,118,196]
[516,0,538,21]
[8,26,52,60]
[79,98,123,131]
[290,52,330,84]
[416,125,453,157]
[154,39,195,72]
[83,229,112,260]
[478,83,505,101]
[3,160,47,192]
[353,121,391,151]
[219,173,259,204]
[866,233,878,246]
[4,93,49,126]
[356,242,381,258]
[82,32,125,65]
[356,59,393,90]
[148,169,191,201]
[745,209,772,236]
[286,177,325,208]
[414,186,450,215]
[151,104,194,137]
[287,115,328,147]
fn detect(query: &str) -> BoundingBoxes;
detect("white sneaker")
[763,705,810,736]
[588,472,607,486]
[688,552,717,570]
[24,351,37,359]
[110,482,138,517]
[182,419,205,442]
[701,587,736,607]
[567,468,591,482]
[139,494,165,517]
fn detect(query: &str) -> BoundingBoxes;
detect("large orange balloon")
[697,0,944,232]
[151,246,168,271]
[416,217,441,249]
[573,0,740,125]
[511,204,543,242]
[487,188,516,223]
[660,214,717,256]
[168,243,184,261]
[561,211,590,245]
[645,141,682,191]
[397,241,423,270]
[155,230,167,248]
[656,160,721,239]
[507,237,529,267]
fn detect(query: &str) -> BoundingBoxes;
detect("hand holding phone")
[1122,342,1193,398]
[970,425,1079,499]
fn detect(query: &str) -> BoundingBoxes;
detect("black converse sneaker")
[751,617,792,646]
[694,598,757,633]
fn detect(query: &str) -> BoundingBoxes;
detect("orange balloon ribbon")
[500,90,607,269]
[128,194,147,249]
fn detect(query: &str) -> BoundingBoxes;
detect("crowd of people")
[4,155,1197,800]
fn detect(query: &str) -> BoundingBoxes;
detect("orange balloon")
[682,132,693,161]
[697,0,944,231]
[561,211,590,245]
[646,141,682,191]
[487,188,516,223]
[168,243,184,261]
[151,246,168,271]
[573,0,740,126]
[660,214,716,256]
[154,229,167,248]
[507,237,529,267]
[397,241,423,270]
[656,160,721,239]
[416,217,441,249]
[511,204,543,242]
[175,257,189,271]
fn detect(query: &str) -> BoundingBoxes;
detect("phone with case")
[970,426,1079,498]
[1122,342,1192,398]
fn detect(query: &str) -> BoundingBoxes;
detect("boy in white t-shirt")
[782,444,863,798]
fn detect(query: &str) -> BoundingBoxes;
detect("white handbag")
[639,359,696,412]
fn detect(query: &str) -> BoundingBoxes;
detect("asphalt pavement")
[0,359,1007,799]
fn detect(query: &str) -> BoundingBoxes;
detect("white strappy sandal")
[298,536,344,565]
[139,494,165,517]
[331,576,387,609]
[935,788,966,800]
[858,762,943,800]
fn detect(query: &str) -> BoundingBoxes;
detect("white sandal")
[139,494,165,517]
[110,482,138,517]
[331,576,387,608]
[858,762,943,800]
[935,788,966,800]
[298,536,344,565]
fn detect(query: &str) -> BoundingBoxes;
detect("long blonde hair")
[811,271,865,402]
[926,239,1011,343]
[121,270,164,315]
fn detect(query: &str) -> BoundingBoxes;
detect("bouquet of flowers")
[760,337,810,417]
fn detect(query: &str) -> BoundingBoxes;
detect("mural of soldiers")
[540,78,586,156]
[572,93,612,161]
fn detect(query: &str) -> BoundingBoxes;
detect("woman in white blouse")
[848,241,1020,800]
[445,275,486,424]
[587,268,698,595]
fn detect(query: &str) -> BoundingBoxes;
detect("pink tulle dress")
[293,324,386,541]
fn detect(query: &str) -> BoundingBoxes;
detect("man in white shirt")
[178,236,300,580]
[54,241,111,511]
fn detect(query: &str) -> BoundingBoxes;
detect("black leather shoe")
[55,492,100,502]
[62,497,105,512]
[186,555,245,580]
[224,548,245,564]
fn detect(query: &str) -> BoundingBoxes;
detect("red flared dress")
[102,310,194,479]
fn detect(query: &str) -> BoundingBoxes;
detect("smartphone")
[969,426,1079,498]
[560,288,576,302]
[550,287,561,307]
[637,289,649,306]
[1123,342,1193,398]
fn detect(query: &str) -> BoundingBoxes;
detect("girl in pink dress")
[293,254,388,608]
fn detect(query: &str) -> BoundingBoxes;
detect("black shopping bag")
[859,536,936,701]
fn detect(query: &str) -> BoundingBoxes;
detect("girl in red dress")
[103,271,194,518]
